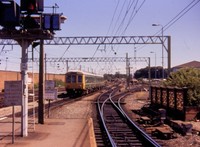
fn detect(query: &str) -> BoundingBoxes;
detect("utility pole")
[126,53,130,90]
[20,40,31,137]
[0,0,65,137]
[152,24,164,78]
[45,53,47,80]
[38,40,45,124]
[150,51,157,79]
[66,60,69,72]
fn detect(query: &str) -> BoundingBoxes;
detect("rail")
[117,94,161,147]
[97,90,117,147]
[97,87,161,146]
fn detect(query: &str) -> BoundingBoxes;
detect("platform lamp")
[152,24,164,79]
[150,51,157,79]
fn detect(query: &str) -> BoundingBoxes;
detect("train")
[65,71,105,97]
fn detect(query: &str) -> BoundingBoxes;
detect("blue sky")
[0,0,199,74]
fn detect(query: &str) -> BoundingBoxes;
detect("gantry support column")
[20,39,31,137]
[38,39,45,124]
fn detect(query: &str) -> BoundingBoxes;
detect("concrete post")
[38,39,45,124]
[20,40,30,137]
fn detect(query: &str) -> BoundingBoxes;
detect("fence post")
[174,87,177,110]
[155,87,158,104]
[183,87,188,106]
[150,86,152,104]
[166,87,169,110]
[160,87,163,106]
[183,87,188,120]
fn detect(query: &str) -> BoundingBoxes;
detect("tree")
[163,68,200,106]
[134,66,167,79]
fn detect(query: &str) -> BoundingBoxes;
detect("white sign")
[45,80,55,89]
[45,89,57,100]
[45,80,57,100]
[4,81,22,106]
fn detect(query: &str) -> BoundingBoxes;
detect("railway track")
[94,87,162,147]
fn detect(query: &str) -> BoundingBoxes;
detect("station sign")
[4,81,22,106]
[45,80,57,100]
[45,89,58,100]
[45,80,55,89]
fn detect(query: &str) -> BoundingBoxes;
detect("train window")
[71,75,76,83]
[67,76,71,83]
[78,75,82,82]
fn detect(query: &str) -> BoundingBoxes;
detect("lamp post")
[152,24,164,78]
[5,57,8,71]
[150,51,156,79]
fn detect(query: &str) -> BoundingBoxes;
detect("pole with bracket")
[38,39,45,124]
[18,39,32,137]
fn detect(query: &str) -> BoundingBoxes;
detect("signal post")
[0,0,65,137]
[0,30,53,136]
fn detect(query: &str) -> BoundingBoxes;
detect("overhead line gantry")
[0,35,169,46]
[0,35,171,74]
[30,57,149,63]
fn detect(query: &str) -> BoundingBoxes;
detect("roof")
[173,61,200,69]
[66,70,103,77]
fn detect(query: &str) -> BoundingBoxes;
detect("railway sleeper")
[109,129,133,132]
[111,132,136,137]
[111,132,135,137]
[94,133,103,137]
[112,136,137,140]
[94,130,102,134]
[116,140,143,145]
[95,140,105,144]
[112,135,138,139]
[115,140,143,144]
[105,115,122,119]
[106,120,124,123]
[106,123,128,126]
[116,142,143,146]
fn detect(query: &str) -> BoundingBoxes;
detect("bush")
[163,68,200,106]
[55,79,65,87]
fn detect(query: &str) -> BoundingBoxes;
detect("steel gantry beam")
[1,35,171,75]
[44,36,169,46]
[0,35,169,47]
[30,57,149,63]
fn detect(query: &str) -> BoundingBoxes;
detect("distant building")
[172,61,200,72]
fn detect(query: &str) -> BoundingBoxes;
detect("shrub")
[163,68,200,106]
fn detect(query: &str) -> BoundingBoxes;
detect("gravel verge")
[123,91,200,147]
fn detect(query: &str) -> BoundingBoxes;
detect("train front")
[65,71,85,97]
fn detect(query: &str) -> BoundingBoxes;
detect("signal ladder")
[27,45,36,131]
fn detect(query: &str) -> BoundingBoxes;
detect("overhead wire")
[106,0,133,57]
[162,0,200,33]
[114,0,135,35]
[137,0,200,51]
[92,0,121,60]
[111,0,127,35]
[154,0,200,36]
[106,0,120,36]
[122,0,139,33]
[58,45,71,59]
[92,0,122,60]
[111,0,146,56]
[122,0,146,35]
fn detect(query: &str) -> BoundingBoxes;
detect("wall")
[0,70,65,91]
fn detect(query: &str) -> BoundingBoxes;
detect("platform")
[0,118,96,147]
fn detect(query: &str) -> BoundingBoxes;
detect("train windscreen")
[78,75,82,82]
[71,75,76,83]
[67,76,71,83]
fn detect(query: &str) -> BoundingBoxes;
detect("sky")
[0,0,200,75]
